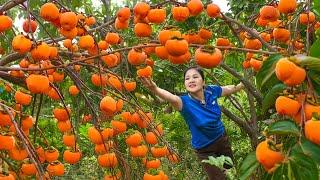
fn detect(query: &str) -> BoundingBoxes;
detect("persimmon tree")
[0,0,319,179]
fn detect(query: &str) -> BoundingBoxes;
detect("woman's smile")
[188,83,196,88]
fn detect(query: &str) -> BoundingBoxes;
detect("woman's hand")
[139,77,157,92]
[139,77,182,111]
[237,82,245,90]
[221,82,245,96]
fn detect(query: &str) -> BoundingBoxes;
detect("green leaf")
[308,70,320,84]
[267,120,300,136]
[224,156,234,167]
[314,0,320,17]
[297,56,320,71]
[310,39,320,58]
[262,75,282,95]
[262,83,286,114]
[239,151,259,180]
[266,163,290,180]
[308,70,320,96]
[315,9,320,17]
[202,155,233,169]
[72,0,82,8]
[292,138,320,165]
[256,54,282,90]
[290,152,319,180]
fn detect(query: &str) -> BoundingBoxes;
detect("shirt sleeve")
[207,85,222,98]
[179,95,187,113]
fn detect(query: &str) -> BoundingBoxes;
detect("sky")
[212,0,229,12]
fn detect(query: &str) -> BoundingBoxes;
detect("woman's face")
[184,69,205,93]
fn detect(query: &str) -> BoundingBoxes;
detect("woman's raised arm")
[221,82,245,96]
[140,77,182,111]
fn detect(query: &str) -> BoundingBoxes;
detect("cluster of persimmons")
[252,0,320,174]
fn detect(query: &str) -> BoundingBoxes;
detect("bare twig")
[305,0,312,55]
[244,71,258,126]
[33,94,43,144]
[0,0,26,12]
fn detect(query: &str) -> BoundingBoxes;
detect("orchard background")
[0,0,319,179]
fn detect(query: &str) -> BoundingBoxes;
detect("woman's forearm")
[140,77,182,110]
[221,82,244,96]
[150,86,180,105]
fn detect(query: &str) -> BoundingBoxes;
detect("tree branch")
[244,71,258,129]
[221,14,277,52]
[0,71,25,86]
[205,69,249,121]
[0,41,278,68]
[221,106,259,148]
[0,52,24,66]
[0,0,26,12]
[219,63,263,104]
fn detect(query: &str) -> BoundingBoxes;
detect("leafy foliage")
[261,83,286,115]
[310,39,320,58]
[267,120,300,136]
[238,151,259,180]
[256,55,282,92]
[202,155,233,169]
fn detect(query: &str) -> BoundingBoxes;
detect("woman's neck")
[189,89,205,102]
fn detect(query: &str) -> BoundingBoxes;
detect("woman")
[140,66,244,180]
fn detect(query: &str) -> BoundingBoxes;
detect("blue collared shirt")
[179,85,224,150]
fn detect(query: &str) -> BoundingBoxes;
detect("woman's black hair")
[183,66,205,80]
